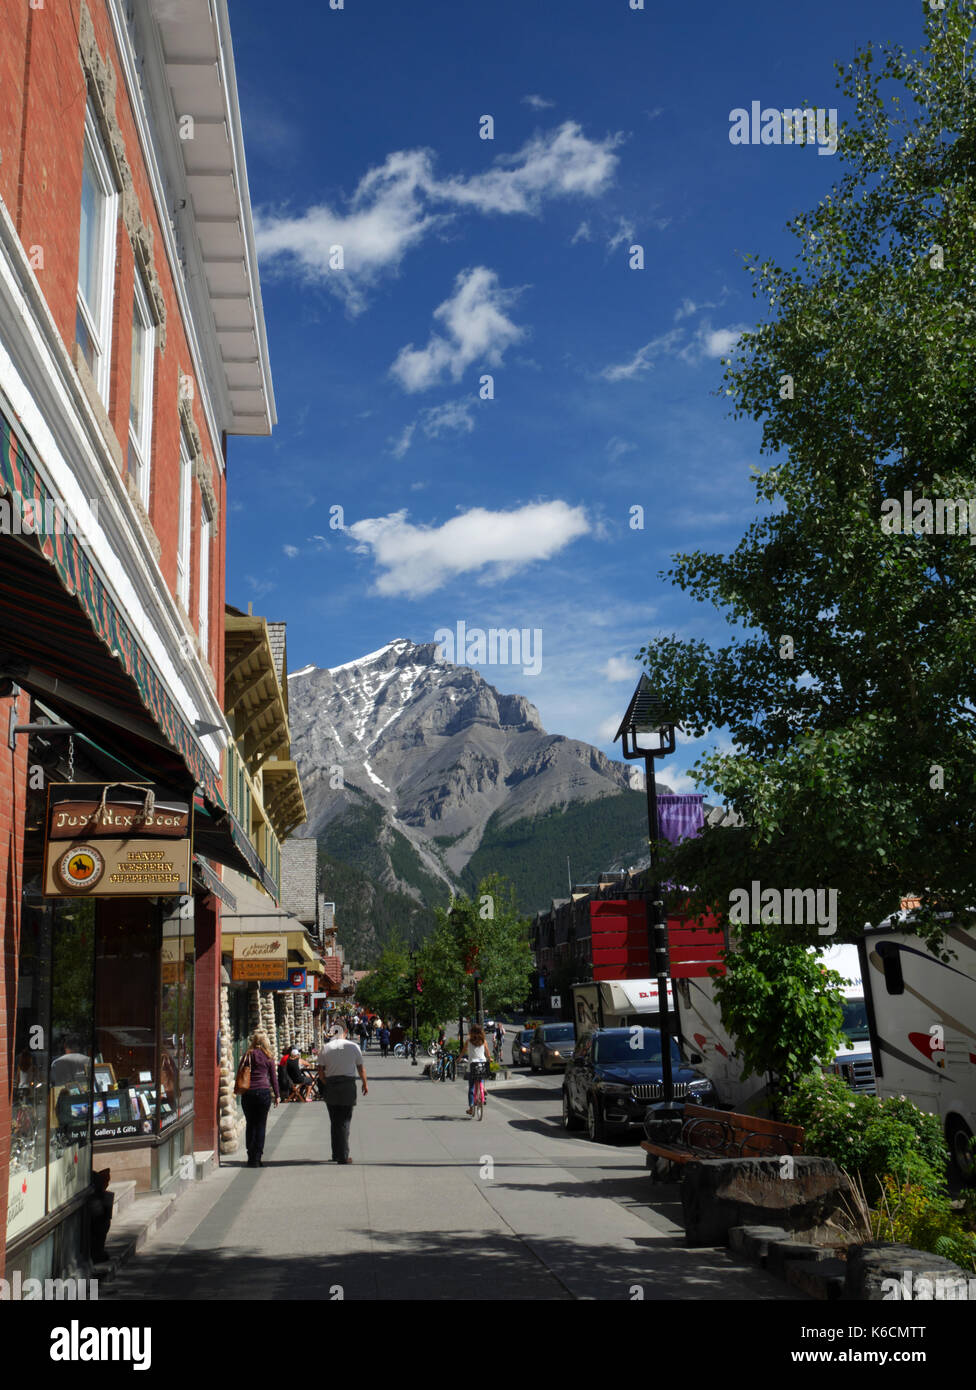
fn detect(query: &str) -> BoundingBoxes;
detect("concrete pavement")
[103,1056,802,1301]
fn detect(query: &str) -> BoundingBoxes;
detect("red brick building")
[0,0,274,1279]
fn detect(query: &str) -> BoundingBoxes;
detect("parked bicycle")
[393,1040,417,1059]
[428,1048,456,1083]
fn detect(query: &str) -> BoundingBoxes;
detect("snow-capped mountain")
[286,639,664,912]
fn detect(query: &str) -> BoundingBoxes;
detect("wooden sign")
[232,935,287,981]
[43,783,191,898]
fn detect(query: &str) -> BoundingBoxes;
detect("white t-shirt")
[317,1038,364,1078]
[467,1043,489,1063]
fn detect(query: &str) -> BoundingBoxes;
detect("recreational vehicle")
[863,915,976,1180]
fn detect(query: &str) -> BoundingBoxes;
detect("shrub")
[873,1177,976,1273]
[780,1072,949,1199]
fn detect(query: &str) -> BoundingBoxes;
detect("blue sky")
[225,0,927,795]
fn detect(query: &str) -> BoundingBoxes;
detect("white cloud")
[389,423,416,459]
[607,216,636,253]
[283,544,300,559]
[347,501,590,598]
[522,94,555,110]
[571,220,592,244]
[674,288,730,321]
[391,267,525,392]
[388,399,477,459]
[602,656,637,681]
[655,762,699,794]
[605,436,636,463]
[679,320,749,363]
[422,398,476,438]
[600,329,682,381]
[254,122,620,310]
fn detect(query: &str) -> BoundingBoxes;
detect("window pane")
[129,296,146,439]
[78,147,101,315]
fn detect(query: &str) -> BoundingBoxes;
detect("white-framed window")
[76,104,118,404]
[198,497,212,658]
[128,274,155,509]
[176,434,192,610]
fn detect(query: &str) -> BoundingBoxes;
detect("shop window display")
[94,901,160,1137]
[93,898,194,1139]
[9,899,96,1245]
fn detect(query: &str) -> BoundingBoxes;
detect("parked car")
[511,1029,535,1067]
[529,1023,576,1072]
[562,1027,715,1143]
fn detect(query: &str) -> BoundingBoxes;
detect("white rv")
[820,943,876,1094]
[863,915,976,1180]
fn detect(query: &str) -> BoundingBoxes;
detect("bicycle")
[393,1040,417,1060]
[468,1061,489,1120]
[429,1048,456,1082]
[492,1035,503,1063]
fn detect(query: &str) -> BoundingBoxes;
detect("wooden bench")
[641,1105,804,1180]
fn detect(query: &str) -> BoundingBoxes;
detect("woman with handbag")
[235,1029,279,1167]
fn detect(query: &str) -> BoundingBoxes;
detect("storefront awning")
[193,855,237,910]
[192,794,278,899]
[0,406,222,804]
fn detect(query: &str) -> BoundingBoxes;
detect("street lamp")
[409,940,419,1065]
[613,675,681,1138]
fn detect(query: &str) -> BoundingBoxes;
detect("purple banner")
[656,794,705,845]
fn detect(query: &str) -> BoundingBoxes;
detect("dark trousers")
[327,1104,353,1161]
[241,1089,272,1160]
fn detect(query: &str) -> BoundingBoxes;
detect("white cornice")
[109,0,275,440]
[106,0,227,459]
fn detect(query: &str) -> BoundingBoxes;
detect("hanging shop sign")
[232,935,287,981]
[43,783,191,898]
[288,969,307,990]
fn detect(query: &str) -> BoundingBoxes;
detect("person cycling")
[492,1020,505,1061]
[460,1024,491,1115]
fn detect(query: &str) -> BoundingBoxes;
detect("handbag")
[234,1050,252,1095]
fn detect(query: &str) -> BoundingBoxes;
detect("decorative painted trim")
[80,2,167,350]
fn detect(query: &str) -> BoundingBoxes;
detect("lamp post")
[409,940,419,1065]
[614,675,680,1134]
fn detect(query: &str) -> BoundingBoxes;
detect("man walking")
[317,1023,368,1164]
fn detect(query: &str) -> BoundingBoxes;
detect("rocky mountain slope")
[286,639,667,927]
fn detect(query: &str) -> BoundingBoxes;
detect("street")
[104,1057,797,1301]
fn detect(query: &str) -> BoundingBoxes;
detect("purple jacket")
[245,1048,279,1098]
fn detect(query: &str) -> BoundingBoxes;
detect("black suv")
[562,1027,715,1142]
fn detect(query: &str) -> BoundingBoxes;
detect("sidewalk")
[101,1058,803,1301]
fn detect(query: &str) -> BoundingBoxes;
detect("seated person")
[285,1047,314,1100]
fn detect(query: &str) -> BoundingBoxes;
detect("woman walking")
[240,1029,279,1166]
[459,1024,491,1116]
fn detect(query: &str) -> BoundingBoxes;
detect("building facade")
[0,0,273,1279]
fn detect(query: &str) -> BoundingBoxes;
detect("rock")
[845,1243,975,1301]
[681,1157,852,1247]
[728,1225,790,1263]
[784,1257,847,1300]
